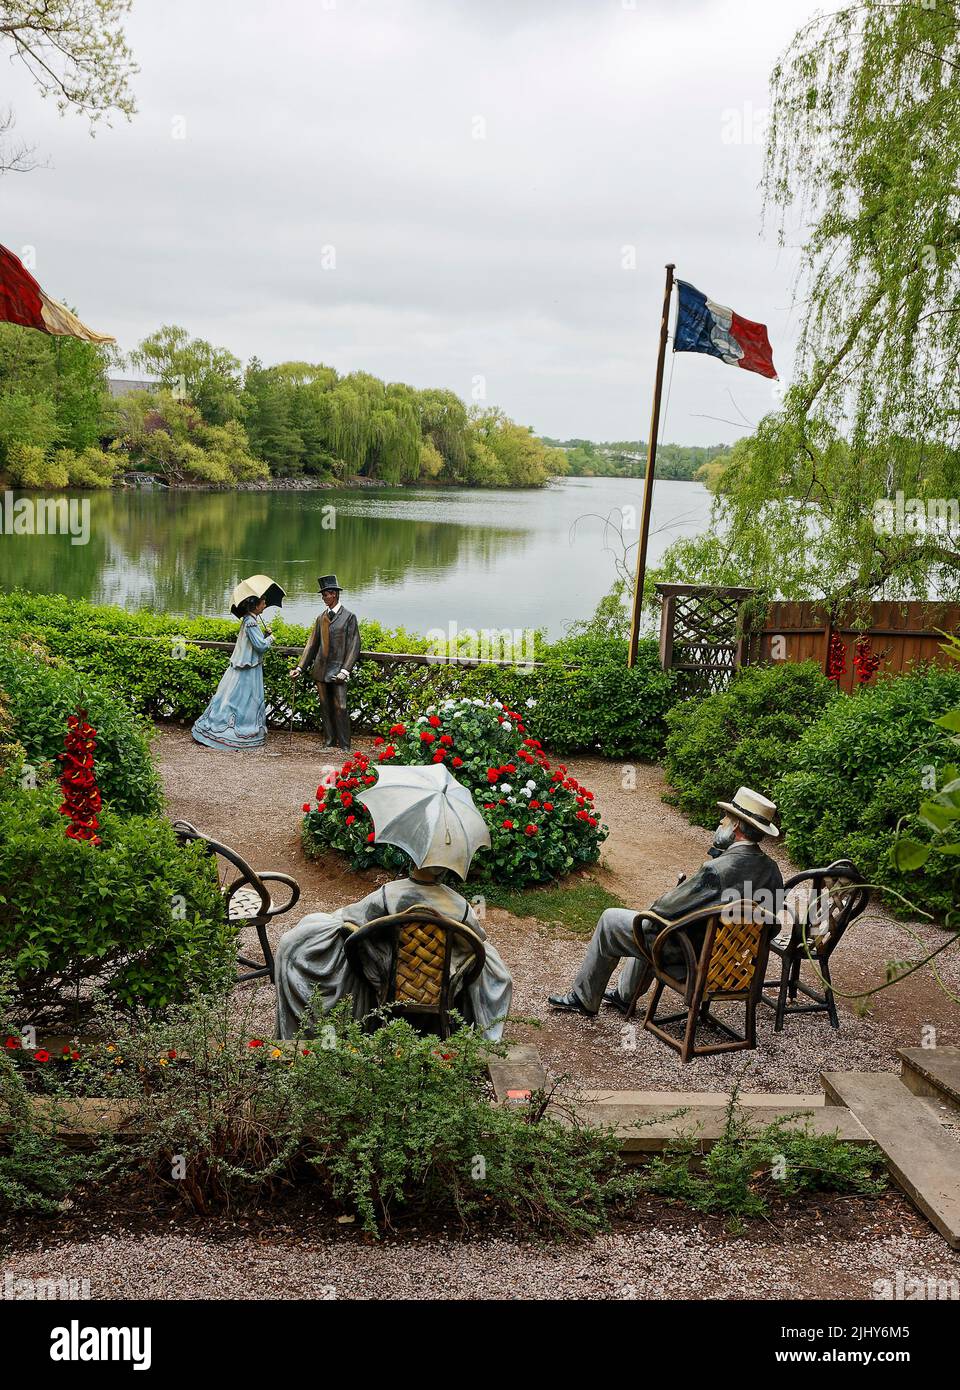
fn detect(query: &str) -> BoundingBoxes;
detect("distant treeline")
[542,437,728,481]
[0,323,568,490]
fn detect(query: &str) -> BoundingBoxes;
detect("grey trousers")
[316,679,351,749]
[572,907,654,1013]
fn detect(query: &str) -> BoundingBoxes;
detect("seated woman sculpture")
[274,863,512,1041]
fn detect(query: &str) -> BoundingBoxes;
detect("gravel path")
[6,723,959,1301]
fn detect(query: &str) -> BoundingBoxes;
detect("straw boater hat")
[717,786,780,839]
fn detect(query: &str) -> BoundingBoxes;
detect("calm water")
[0,477,711,639]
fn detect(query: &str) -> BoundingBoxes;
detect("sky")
[1,0,824,445]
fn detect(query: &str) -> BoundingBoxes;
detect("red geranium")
[420,730,435,744]
[58,707,102,846]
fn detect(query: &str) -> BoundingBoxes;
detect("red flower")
[346,814,355,826]
[367,832,376,843]
[506,763,517,773]
[33,1050,50,1063]
[484,803,495,810]
[431,751,445,763]
[374,736,384,746]
[390,723,406,736]
[168,1050,177,1060]
[530,800,541,809]
[4,1036,19,1050]
[502,819,515,830]
[439,734,453,746]
[302,802,311,812]
[452,756,463,768]
[428,715,442,728]
[420,730,435,744]
[543,801,554,812]
[248,1039,264,1048]
[341,792,353,808]
[525,824,537,836]
[487,767,499,783]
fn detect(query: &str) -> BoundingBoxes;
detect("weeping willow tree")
[658,0,960,615]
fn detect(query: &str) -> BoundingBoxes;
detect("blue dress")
[192,617,275,751]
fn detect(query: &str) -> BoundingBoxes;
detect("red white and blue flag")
[674,279,776,379]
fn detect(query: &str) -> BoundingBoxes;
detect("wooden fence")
[750,601,960,695]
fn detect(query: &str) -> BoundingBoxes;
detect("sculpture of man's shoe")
[547,992,597,1017]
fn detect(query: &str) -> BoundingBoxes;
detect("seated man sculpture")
[548,786,783,1017]
[275,863,513,1040]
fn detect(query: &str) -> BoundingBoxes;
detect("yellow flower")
[270,1047,282,1059]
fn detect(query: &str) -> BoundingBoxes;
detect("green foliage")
[77,995,638,1236]
[0,782,231,1020]
[642,1093,886,1220]
[780,666,960,918]
[663,661,837,826]
[482,877,623,937]
[0,1047,95,1214]
[542,436,727,482]
[110,389,267,485]
[0,592,679,760]
[0,641,161,815]
[302,696,607,887]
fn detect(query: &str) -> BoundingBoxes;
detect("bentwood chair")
[629,899,782,1063]
[341,905,486,1039]
[172,819,300,983]
[761,860,869,1030]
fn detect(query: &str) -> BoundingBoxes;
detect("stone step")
[577,1089,826,1109]
[564,1100,870,1153]
[487,1044,548,1103]
[822,1071,960,1249]
[899,1046,960,1117]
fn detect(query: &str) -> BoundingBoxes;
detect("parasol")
[355,763,491,879]
[230,574,286,618]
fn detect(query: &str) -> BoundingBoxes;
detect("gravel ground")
[5,1201,960,1300]
[7,723,958,1301]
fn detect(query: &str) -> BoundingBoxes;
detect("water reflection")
[0,478,711,636]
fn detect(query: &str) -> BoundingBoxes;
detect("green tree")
[658,1,960,612]
[130,325,242,426]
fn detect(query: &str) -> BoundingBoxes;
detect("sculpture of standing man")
[289,574,361,750]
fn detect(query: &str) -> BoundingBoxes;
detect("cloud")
[0,0,820,442]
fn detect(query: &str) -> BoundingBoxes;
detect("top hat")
[716,786,780,839]
[317,574,342,593]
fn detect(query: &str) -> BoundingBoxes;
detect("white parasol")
[355,763,491,879]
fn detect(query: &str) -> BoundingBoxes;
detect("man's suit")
[571,840,784,1013]
[297,603,361,749]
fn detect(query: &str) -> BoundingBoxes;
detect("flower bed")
[301,697,607,886]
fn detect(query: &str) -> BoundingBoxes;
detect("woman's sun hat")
[716,786,780,839]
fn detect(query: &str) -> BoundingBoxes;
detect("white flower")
[426,705,437,715]
[493,700,503,709]
[416,715,427,724]
[520,787,532,798]
[526,779,536,789]
[525,698,537,709]
[499,783,513,793]
[502,720,512,731]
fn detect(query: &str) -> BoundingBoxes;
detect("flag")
[0,242,114,343]
[674,279,776,379]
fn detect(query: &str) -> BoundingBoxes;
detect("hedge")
[0,592,678,761]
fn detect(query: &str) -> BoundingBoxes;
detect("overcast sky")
[1,0,823,445]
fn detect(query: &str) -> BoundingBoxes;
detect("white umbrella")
[355,764,491,879]
[229,574,285,618]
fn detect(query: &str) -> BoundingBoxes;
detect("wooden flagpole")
[627,262,675,668]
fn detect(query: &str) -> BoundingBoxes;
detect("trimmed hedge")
[0,641,162,816]
[778,666,960,918]
[0,591,678,761]
[663,661,838,826]
[0,781,232,1018]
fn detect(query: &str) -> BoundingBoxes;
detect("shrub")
[0,642,162,815]
[0,783,232,1021]
[0,592,679,759]
[778,665,960,917]
[642,1092,886,1221]
[0,1049,97,1214]
[302,696,607,886]
[75,995,639,1236]
[663,661,838,825]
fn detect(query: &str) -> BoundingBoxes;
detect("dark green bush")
[0,590,677,760]
[0,782,232,1021]
[778,666,960,917]
[0,641,161,815]
[663,661,837,825]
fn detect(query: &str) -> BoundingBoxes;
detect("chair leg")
[788,953,802,1001]
[773,954,791,1032]
[820,957,840,1029]
[623,959,654,1020]
[680,998,699,1064]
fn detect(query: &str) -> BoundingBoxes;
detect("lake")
[0,476,712,639]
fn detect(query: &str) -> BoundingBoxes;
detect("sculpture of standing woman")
[192,596,275,750]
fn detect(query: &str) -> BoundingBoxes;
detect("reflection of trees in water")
[0,490,530,615]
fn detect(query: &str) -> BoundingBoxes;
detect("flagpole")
[627,262,675,669]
